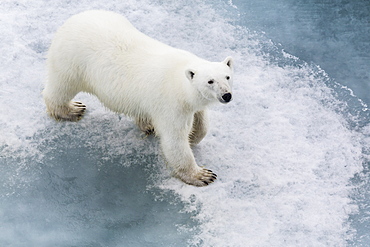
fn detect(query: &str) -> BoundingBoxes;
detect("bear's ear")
[185,69,195,81]
[223,56,233,69]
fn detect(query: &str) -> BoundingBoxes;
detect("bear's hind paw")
[50,101,86,122]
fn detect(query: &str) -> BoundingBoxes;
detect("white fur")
[43,10,234,186]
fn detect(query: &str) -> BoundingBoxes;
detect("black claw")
[212,175,217,180]
[207,169,213,173]
[203,181,209,185]
[145,129,154,135]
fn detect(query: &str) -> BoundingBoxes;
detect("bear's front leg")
[157,120,217,186]
[189,110,209,145]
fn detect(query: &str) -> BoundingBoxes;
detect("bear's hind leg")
[43,77,86,122]
[189,110,209,145]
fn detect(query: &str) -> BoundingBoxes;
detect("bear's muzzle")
[221,92,232,103]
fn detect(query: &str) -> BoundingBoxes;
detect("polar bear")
[43,10,233,186]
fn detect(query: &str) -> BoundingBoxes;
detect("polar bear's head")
[186,56,234,104]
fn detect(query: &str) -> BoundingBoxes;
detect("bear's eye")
[226,76,230,80]
[208,80,214,84]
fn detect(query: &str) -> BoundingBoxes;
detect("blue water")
[232,2,370,245]
[0,0,369,246]
[233,0,370,108]
[235,2,370,246]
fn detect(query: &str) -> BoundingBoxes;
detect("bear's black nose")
[222,93,232,102]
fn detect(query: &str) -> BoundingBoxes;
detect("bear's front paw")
[198,168,217,186]
[175,168,217,187]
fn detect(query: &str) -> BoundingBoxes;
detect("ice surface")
[0,0,369,246]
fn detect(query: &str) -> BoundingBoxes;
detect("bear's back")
[50,10,176,66]
[53,10,144,51]
[47,10,206,115]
